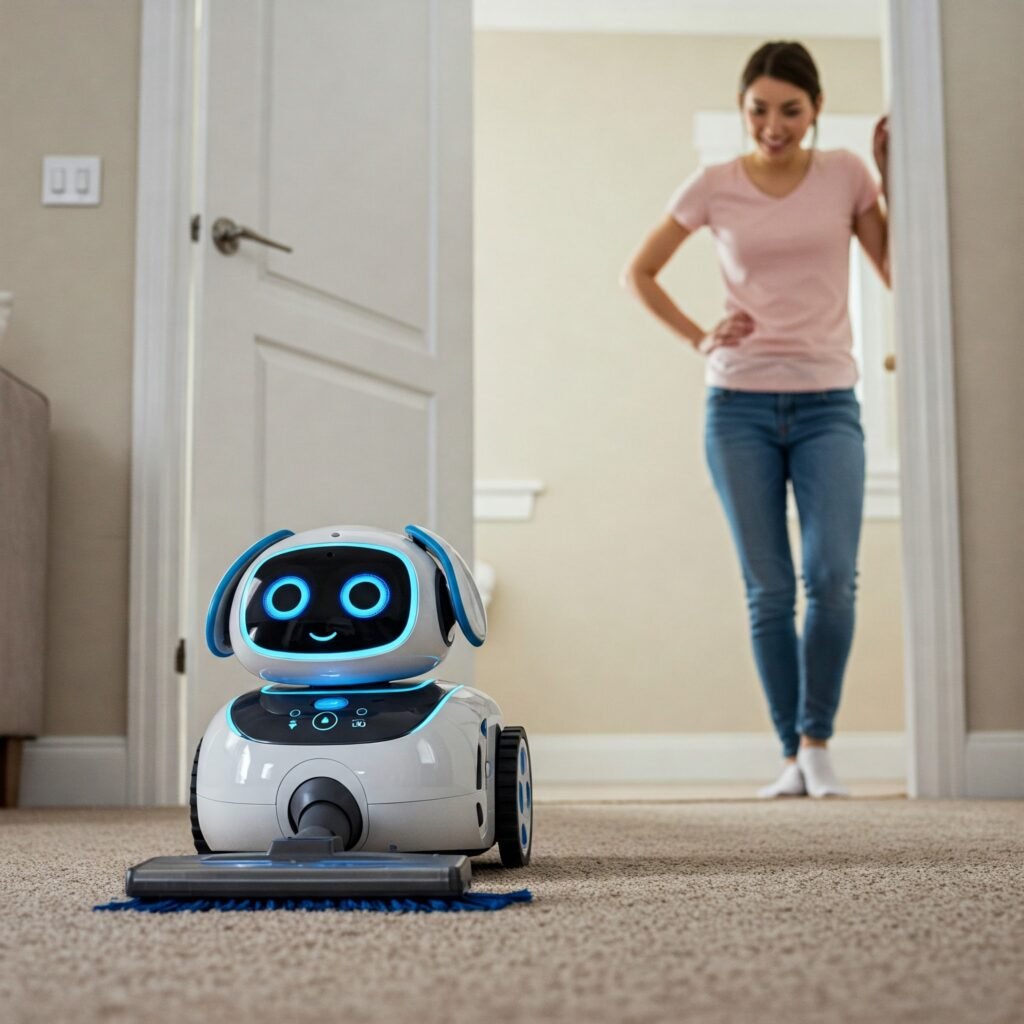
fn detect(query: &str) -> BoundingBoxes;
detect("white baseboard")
[17,730,1019,805]
[965,732,1024,799]
[19,736,128,807]
[529,732,907,784]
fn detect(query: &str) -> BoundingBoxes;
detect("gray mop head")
[94,835,532,913]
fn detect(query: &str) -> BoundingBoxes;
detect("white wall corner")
[964,732,1024,799]
[889,0,966,798]
[529,732,906,784]
[19,736,129,808]
[129,0,194,807]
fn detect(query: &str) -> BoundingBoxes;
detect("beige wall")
[941,0,1024,731]
[0,0,140,735]
[473,32,905,736]
[1,6,1017,744]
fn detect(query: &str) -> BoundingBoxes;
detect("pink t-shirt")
[667,149,880,392]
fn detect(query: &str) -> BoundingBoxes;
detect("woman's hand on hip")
[698,312,754,354]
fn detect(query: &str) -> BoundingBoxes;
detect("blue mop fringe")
[94,889,532,914]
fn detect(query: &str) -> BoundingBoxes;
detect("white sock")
[797,746,850,798]
[757,761,806,799]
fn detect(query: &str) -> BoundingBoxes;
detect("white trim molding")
[18,733,903,805]
[26,731,1022,803]
[127,0,195,806]
[474,479,545,521]
[19,737,128,808]
[473,0,885,38]
[888,0,967,798]
[530,732,906,784]
[965,732,1024,800]
[22,731,1018,803]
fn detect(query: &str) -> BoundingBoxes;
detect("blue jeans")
[704,388,865,758]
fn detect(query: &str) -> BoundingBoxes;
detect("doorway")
[128,0,965,802]
[467,1,963,795]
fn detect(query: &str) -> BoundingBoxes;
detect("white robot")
[193,524,533,868]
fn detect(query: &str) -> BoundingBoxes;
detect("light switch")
[42,156,101,206]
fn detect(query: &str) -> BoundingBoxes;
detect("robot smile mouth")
[308,631,338,642]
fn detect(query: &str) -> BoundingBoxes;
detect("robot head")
[205,524,486,686]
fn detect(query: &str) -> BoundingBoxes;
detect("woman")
[622,41,890,798]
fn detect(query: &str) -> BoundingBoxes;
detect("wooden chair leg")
[1,738,24,808]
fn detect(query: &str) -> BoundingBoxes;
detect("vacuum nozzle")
[287,777,364,850]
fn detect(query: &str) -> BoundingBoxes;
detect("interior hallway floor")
[1,793,1020,1024]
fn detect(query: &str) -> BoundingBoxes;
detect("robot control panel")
[227,681,455,745]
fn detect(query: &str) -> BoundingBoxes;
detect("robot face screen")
[241,545,416,657]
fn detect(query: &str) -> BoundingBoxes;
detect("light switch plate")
[42,156,102,206]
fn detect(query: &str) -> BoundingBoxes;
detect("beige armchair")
[0,366,49,806]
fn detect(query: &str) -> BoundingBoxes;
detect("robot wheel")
[495,726,533,868]
[189,741,211,854]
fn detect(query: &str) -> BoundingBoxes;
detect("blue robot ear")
[204,529,295,657]
[405,524,487,647]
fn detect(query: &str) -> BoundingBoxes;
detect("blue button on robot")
[192,523,533,869]
[313,697,349,711]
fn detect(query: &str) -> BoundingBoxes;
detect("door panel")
[255,340,433,531]
[266,2,431,329]
[187,0,472,749]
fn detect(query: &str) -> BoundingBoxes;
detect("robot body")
[194,524,532,867]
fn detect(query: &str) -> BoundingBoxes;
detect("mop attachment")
[94,890,533,914]
[95,834,533,913]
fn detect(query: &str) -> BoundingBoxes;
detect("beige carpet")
[1,799,1021,1024]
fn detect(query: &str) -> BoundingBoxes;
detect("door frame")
[886,0,966,798]
[127,0,965,803]
[127,0,196,805]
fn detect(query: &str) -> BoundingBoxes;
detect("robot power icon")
[195,524,533,868]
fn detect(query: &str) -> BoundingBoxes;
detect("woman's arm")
[620,215,706,347]
[622,214,755,352]
[854,201,890,289]
[855,115,892,289]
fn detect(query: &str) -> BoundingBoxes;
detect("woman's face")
[740,75,821,162]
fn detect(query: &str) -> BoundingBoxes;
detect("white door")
[185,0,474,751]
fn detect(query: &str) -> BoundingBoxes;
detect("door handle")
[212,217,293,256]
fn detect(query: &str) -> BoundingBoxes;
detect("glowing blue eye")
[340,574,390,619]
[263,576,311,621]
